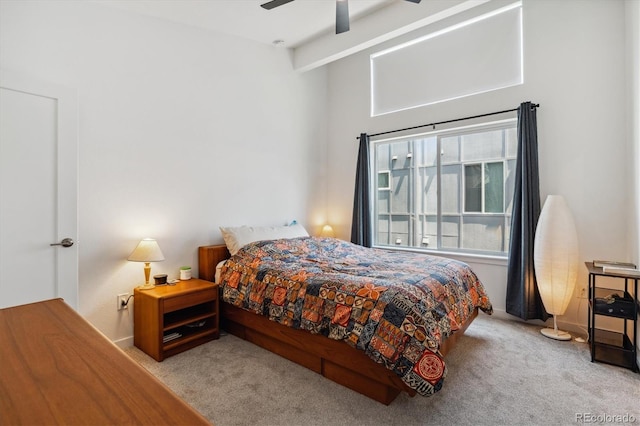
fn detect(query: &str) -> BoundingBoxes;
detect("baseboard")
[488,308,548,325]
[555,318,589,338]
[488,309,589,339]
[485,308,511,320]
[113,336,134,349]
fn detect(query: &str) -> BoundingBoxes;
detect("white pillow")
[219,223,309,256]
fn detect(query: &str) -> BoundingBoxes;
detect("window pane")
[505,159,516,215]
[391,141,412,170]
[377,189,390,214]
[424,215,437,249]
[441,216,460,249]
[441,136,459,164]
[504,215,511,252]
[419,137,438,167]
[461,130,504,161]
[378,171,390,189]
[391,169,411,213]
[441,164,460,214]
[391,215,410,246]
[462,215,504,252]
[485,162,504,213]
[377,232,389,245]
[421,166,437,214]
[464,164,482,212]
[417,214,435,248]
[506,127,517,158]
[376,143,389,169]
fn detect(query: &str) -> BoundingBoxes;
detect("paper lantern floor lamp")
[533,195,579,341]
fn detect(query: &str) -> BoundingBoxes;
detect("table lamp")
[128,238,165,290]
[320,225,335,238]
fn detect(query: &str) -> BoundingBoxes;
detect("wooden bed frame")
[198,244,478,405]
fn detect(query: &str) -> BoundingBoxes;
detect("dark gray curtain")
[506,102,548,321]
[351,133,372,247]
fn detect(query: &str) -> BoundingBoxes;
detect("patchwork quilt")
[219,237,493,396]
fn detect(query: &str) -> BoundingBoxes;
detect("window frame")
[370,118,517,257]
[377,170,391,190]
[463,160,506,214]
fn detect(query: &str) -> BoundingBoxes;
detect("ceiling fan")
[260,0,422,34]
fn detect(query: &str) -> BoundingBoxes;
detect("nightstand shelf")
[134,278,219,361]
[164,328,217,352]
[592,329,636,369]
[586,262,639,373]
[591,287,638,320]
[164,305,215,329]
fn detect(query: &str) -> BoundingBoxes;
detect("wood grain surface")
[0,299,210,425]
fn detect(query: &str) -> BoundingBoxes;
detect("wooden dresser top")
[0,298,210,425]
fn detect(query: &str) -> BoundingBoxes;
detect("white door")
[0,69,78,309]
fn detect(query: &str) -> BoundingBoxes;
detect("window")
[372,120,517,255]
[370,2,523,116]
[377,171,391,190]
[464,162,504,213]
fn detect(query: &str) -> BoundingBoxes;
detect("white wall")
[0,0,328,344]
[626,0,640,366]
[326,0,631,330]
[628,1,640,269]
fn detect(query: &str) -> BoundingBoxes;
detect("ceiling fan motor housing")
[260,0,421,35]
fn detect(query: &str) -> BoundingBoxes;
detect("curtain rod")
[357,103,540,140]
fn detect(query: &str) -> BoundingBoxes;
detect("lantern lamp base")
[540,328,572,341]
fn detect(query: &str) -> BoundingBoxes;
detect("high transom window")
[372,120,517,255]
[370,2,523,116]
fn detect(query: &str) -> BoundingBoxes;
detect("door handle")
[50,238,74,247]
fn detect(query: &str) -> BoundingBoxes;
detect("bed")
[198,230,492,405]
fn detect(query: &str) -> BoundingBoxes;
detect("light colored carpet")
[124,314,640,426]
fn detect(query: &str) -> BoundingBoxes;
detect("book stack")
[593,260,640,277]
[163,332,182,343]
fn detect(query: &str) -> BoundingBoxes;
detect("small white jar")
[179,266,192,280]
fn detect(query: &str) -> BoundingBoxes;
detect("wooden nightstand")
[134,278,219,361]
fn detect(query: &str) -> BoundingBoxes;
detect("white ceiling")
[95,0,396,48]
[94,0,486,71]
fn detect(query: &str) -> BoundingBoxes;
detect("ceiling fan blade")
[336,0,350,34]
[260,0,295,10]
[404,0,422,3]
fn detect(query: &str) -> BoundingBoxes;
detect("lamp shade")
[127,238,165,263]
[533,195,579,316]
[320,225,335,238]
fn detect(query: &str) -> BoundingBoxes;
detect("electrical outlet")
[577,287,587,299]
[117,293,129,311]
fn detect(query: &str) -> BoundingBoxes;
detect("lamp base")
[540,327,572,341]
[137,283,156,290]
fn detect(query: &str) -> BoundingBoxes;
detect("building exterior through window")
[372,119,517,256]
